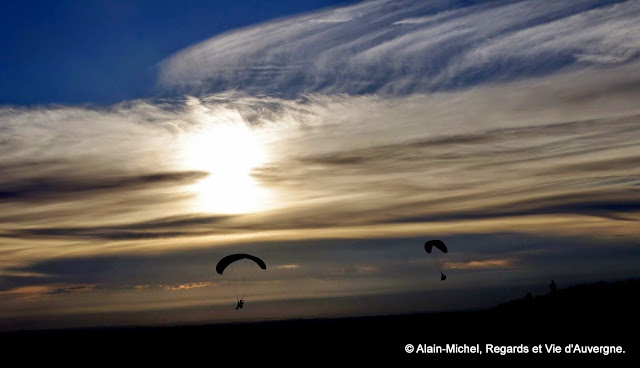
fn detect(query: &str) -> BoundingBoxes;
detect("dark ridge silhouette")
[492,279,638,315]
[0,279,636,363]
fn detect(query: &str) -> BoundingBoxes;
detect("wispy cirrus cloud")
[158,0,640,96]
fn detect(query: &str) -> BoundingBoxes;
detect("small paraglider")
[424,239,448,281]
[216,253,266,310]
[235,298,245,310]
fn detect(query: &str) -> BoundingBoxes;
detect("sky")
[0,0,353,105]
[1,0,639,330]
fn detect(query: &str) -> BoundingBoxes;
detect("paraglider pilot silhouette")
[424,240,448,281]
[216,254,266,310]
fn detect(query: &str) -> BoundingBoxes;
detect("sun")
[180,108,270,214]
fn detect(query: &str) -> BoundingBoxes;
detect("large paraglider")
[424,240,448,281]
[216,254,266,310]
[216,254,267,275]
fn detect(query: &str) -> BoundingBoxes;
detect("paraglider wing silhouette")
[424,240,449,281]
[424,240,448,254]
[216,254,267,275]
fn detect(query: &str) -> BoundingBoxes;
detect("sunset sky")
[1,0,639,330]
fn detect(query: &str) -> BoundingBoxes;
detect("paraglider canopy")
[423,240,449,281]
[424,240,448,254]
[216,254,266,275]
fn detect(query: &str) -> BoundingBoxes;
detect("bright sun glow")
[181,107,270,214]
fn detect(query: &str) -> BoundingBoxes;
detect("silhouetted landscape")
[2,279,636,362]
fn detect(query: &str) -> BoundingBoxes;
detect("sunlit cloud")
[0,270,50,278]
[443,258,518,270]
[1,66,639,300]
[178,99,272,214]
[162,281,217,291]
[0,285,54,297]
[274,264,300,270]
[0,284,95,298]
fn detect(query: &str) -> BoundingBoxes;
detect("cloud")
[0,285,53,297]
[1,65,639,265]
[158,0,640,96]
[5,214,233,240]
[43,284,95,295]
[0,284,95,298]
[355,264,380,274]
[162,281,216,291]
[443,258,518,270]
[0,171,208,201]
[274,264,300,270]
